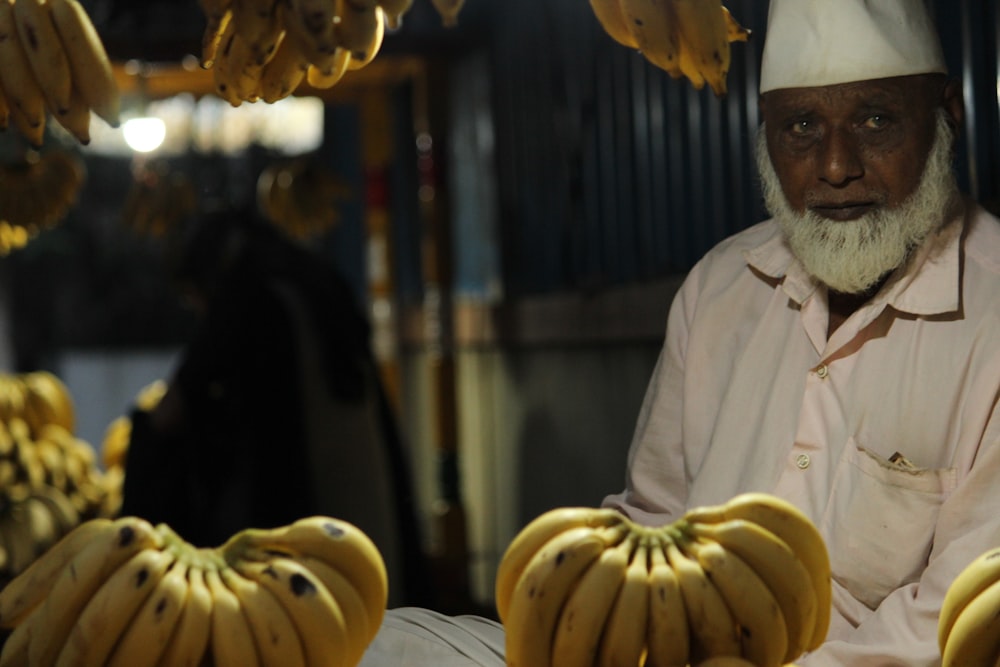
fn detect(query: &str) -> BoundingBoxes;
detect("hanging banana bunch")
[120,161,199,239]
[197,0,418,106]
[589,0,750,96]
[0,0,120,148]
[257,157,351,240]
[0,149,86,255]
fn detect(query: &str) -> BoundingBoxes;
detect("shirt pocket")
[820,436,957,611]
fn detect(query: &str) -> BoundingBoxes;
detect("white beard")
[755,110,959,295]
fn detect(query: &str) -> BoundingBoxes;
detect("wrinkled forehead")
[760,75,945,121]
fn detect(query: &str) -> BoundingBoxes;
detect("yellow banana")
[596,533,650,667]
[550,531,631,667]
[23,371,75,433]
[51,84,92,145]
[204,566,262,667]
[504,524,626,667]
[378,0,412,29]
[683,492,831,651]
[24,516,163,666]
[680,533,788,667]
[346,6,383,69]
[221,515,388,633]
[106,558,191,667]
[0,503,43,577]
[670,0,729,95]
[663,534,741,661]
[212,17,247,105]
[939,546,1000,652]
[0,607,32,667]
[231,0,282,65]
[26,485,81,542]
[618,0,683,78]
[219,564,307,667]
[0,0,47,133]
[55,545,177,665]
[298,554,374,660]
[685,518,817,664]
[646,532,689,667]
[495,506,627,622]
[722,6,749,43]
[589,0,638,49]
[336,1,379,58]
[282,0,337,62]
[13,0,72,115]
[47,0,121,127]
[257,30,309,102]
[157,562,215,667]
[941,577,1000,667]
[200,5,232,68]
[306,48,351,88]
[694,659,758,667]
[232,556,350,667]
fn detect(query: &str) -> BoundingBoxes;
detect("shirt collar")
[742,204,966,316]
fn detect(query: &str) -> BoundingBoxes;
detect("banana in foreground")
[0,514,388,666]
[497,492,831,667]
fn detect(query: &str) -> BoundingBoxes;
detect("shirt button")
[815,364,829,379]
[795,454,811,469]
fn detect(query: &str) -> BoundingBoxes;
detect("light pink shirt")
[603,200,1000,666]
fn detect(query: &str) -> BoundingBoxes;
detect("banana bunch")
[0,513,388,666]
[938,545,1000,665]
[0,371,75,438]
[589,0,750,96]
[497,492,831,667]
[0,0,120,147]
[257,157,351,239]
[0,149,86,255]
[2,418,119,521]
[120,160,200,238]
[197,0,415,107]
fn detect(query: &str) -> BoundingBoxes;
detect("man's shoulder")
[964,203,1000,276]
[700,219,780,262]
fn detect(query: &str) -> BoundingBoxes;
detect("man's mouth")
[809,202,877,221]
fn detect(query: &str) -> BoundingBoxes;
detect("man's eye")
[863,115,888,129]
[789,121,810,135]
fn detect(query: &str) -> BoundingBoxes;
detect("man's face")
[761,75,947,216]
[757,74,962,294]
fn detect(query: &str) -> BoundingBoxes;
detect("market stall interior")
[0,0,997,637]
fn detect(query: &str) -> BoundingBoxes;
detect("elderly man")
[602,0,1000,665]
[360,0,1000,665]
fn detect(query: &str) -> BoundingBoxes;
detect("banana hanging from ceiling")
[591,0,750,97]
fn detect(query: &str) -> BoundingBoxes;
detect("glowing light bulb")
[122,117,166,153]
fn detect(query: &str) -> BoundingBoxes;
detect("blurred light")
[86,95,324,158]
[122,117,166,153]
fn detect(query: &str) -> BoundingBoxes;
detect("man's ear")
[942,77,965,133]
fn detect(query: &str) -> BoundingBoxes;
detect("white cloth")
[602,200,1000,665]
[760,0,947,93]
[360,608,506,667]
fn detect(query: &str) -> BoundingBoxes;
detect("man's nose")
[818,128,864,186]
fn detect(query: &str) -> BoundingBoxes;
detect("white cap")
[759,0,947,93]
